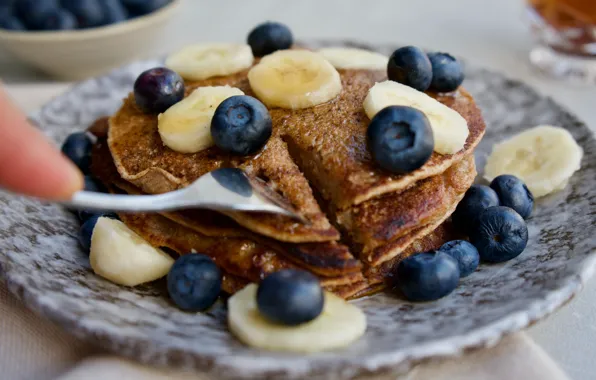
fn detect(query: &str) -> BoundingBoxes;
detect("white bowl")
[0,1,180,80]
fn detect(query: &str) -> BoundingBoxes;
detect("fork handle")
[63,190,184,212]
[62,190,302,220]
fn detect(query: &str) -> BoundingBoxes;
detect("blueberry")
[395,252,460,302]
[247,21,293,57]
[0,15,24,30]
[100,0,128,25]
[211,95,272,156]
[167,254,222,311]
[387,46,433,91]
[60,0,104,28]
[452,185,500,234]
[490,175,534,219]
[15,0,59,30]
[0,3,11,18]
[470,206,528,263]
[78,214,100,251]
[78,213,118,251]
[121,0,170,17]
[428,52,464,92]
[367,105,434,174]
[257,269,324,325]
[439,240,479,277]
[37,9,77,31]
[61,132,93,174]
[83,176,102,191]
[77,176,107,221]
[78,210,102,223]
[133,67,184,114]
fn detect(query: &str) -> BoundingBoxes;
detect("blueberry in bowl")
[470,206,529,263]
[0,15,24,31]
[36,8,78,31]
[122,0,171,18]
[61,0,104,29]
[14,0,60,30]
[0,0,180,79]
[100,0,128,25]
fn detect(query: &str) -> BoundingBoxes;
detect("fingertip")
[53,156,85,200]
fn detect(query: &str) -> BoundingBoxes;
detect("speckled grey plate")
[1,42,595,380]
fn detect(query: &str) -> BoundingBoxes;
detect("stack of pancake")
[91,67,485,299]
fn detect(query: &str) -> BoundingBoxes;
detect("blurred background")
[0,1,595,379]
[0,0,594,124]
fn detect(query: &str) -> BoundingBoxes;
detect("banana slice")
[228,284,366,352]
[158,85,244,153]
[165,43,254,81]
[90,217,174,287]
[484,125,583,197]
[318,47,388,70]
[248,50,342,109]
[364,80,469,155]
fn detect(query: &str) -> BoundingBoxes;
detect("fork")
[62,168,307,223]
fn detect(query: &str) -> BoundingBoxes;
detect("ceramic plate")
[1,42,595,380]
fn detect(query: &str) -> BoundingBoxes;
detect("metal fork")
[62,168,307,222]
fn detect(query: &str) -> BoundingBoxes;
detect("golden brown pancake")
[92,139,362,278]
[362,221,462,287]
[99,61,486,299]
[107,68,485,245]
[342,154,476,266]
[117,211,362,288]
[92,135,467,299]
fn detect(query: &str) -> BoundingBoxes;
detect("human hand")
[0,87,83,200]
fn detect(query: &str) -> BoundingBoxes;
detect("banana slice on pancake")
[364,80,469,155]
[484,125,583,197]
[166,43,254,81]
[248,50,342,109]
[318,47,388,70]
[228,284,366,352]
[90,217,174,286]
[158,85,244,153]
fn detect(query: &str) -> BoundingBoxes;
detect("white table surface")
[1,1,595,379]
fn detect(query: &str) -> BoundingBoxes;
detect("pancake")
[91,134,463,299]
[108,67,485,246]
[92,139,362,278]
[109,95,338,244]
[343,154,476,266]
[98,58,486,299]
[362,221,462,287]
[348,222,460,299]
[117,211,363,288]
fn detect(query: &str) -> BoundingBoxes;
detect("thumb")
[0,87,84,200]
